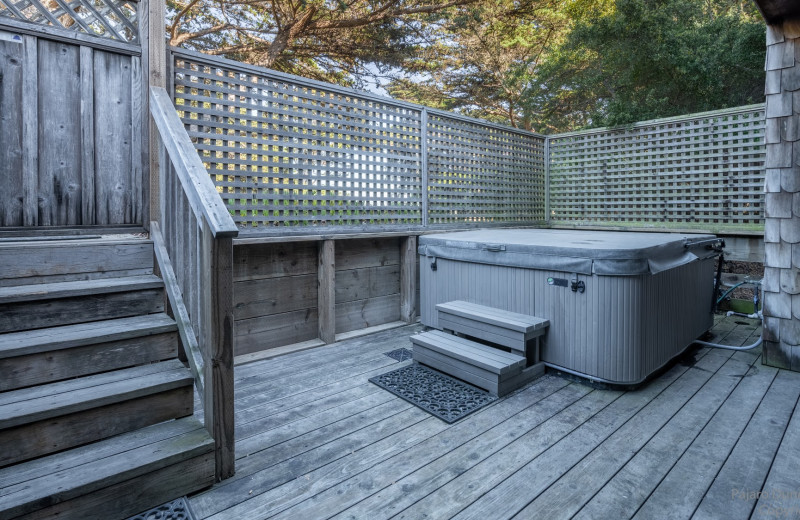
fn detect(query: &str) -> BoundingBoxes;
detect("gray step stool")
[435,300,549,364]
[411,330,544,397]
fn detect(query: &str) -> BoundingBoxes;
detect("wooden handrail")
[150,86,237,481]
[149,86,238,238]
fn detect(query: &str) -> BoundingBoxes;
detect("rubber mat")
[369,363,497,423]
[128,497,195,520]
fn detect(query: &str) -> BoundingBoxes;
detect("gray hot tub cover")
[418,229,722,276]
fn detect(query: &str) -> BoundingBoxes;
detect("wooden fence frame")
[168,47,548,236]
[166,47,767,238]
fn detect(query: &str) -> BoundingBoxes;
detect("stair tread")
[436,300,549,332]
[0,416,213,518]
[0,274,163,304]
[0,314,177,359]
[0,359,192,428]
[411,330,526,374]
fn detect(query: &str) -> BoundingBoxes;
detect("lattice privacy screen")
[174,54,424,229]
[548,107,766,231]
[172,51,548,231]
[0,0,138,42]
[427,114,546,225]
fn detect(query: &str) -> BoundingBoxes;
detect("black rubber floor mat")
[369,363,497,423]
[128,497,195,520]
[384,347,413,362]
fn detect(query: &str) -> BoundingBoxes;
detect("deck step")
[0,237,154,287]
[0,359,194,468]
[0,314,179,391]
[0,275,165,333]
[0,274,163,304]
[0,416,214,520]
[436,300,549,357]
[411,330,542,396]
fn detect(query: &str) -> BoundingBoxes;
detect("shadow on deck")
[189,316,800,520]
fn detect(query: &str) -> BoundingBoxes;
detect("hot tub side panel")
[420,257,646,382]
[638,257,716,379]
[420,255,715,384]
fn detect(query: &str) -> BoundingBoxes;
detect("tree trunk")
[260,6,317,67]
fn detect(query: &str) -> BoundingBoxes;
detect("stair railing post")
[201,219,236,481]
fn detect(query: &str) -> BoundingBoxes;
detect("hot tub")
[418,229,723,385]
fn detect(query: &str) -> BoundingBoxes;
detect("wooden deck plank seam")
[548,349,759,519]
[561,353,769,520]
[267,382,609,519]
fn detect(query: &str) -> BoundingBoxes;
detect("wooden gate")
[0,0,144,228]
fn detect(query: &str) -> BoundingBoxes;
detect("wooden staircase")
[0,237,214,519]
[411,301,549,397]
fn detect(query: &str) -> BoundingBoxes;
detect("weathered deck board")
[383,350,708,520]
[752,370,800,519]
[694,368,800,519]
[543,353,767,519]
[189,317,800,520]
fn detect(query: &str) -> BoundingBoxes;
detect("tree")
[530,0,765,130]
[166,0,765,132]
[167,0,478,85]
[385,0,571,130]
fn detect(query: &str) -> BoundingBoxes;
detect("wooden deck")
[189,316,800,520]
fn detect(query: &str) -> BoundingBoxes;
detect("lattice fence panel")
[548,106,766,231]
[427,114,546,225]
[174,53,424,230]
[0,0,138,42]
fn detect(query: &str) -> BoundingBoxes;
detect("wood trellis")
[173,51,423,230]
[547,106,766,232]
[167,49,766,236]
[0,0,138,43]
[427,114,546,225]
[170,48,548,234]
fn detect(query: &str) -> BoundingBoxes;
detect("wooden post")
[202,221,235,481]
[544,137,550,224]
[400,235,417,323]
[318,240,336,344]
[420,108,429,228]
[146,0,166,224]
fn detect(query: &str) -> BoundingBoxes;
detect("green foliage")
[530,0,765,130]
[167,0,473,86]
[169,0,766,132]
[386,0,571,130]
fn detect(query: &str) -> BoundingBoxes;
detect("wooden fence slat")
[79,45,95,225]
[37,39,81,226]
[0,34,24,227]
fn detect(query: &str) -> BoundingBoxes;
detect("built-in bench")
[436,300,549,363]
[411,330,545,397]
